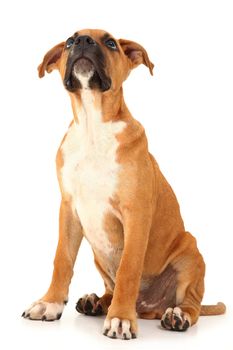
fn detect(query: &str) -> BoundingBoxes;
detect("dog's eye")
[66,37,74,49]
[105,39,117,50]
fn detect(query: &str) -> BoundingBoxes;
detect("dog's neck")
[68,79,128,152]
[71,89,127,123]
[69,77,146,150]
[71,68,129,123]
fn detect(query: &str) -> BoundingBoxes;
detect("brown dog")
[22,29,226,339]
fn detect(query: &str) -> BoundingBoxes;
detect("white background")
[0,0,232,349]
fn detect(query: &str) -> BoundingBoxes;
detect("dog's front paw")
[103,317,137,340]
[22,301,64,321]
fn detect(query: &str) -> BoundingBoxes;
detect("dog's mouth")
[64,56,111,92]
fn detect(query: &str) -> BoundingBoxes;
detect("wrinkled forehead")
[72,29,115,42]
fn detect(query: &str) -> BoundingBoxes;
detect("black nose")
[74,35,96,48]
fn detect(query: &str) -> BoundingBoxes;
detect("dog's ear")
[119,39,154,75]
[38,42,65,78]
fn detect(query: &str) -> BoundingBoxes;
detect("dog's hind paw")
[76,293,103,316]
[161,307,190,331]
[22,301,64,321]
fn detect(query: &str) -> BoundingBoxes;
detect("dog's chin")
[72,58,94,79]
[64,57,111,92]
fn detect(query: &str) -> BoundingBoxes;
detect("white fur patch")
[61,85,125,256]
[73,69,94,89]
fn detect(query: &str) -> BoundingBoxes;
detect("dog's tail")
[200,302,226,316]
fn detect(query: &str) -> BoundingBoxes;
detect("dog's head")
[38,29,154,93]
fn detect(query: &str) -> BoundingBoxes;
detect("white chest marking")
[61,86,125,255]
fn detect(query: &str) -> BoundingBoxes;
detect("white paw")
[22,301,64,321]
[103,317,137,340]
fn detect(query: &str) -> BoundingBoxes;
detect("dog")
[22,29,226,340]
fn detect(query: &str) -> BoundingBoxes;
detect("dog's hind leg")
[161,240,205,331]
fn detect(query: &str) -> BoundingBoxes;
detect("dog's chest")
[60,99,125,254]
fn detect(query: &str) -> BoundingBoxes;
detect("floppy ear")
[38,42,65,78]
[119,39,154,75]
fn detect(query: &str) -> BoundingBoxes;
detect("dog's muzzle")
[64,35,111,92]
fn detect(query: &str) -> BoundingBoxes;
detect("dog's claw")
[103,329,109,336]
[56,313,62,320]
[110,331,117,339]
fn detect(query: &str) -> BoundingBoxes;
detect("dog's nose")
[74,35,96,48]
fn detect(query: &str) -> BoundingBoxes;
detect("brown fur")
[34,29,225,335]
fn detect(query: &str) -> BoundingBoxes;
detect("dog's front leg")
[103,208,152,339]
[22,199,83,321]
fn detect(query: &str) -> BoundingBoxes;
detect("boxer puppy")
[22,29,226,340]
